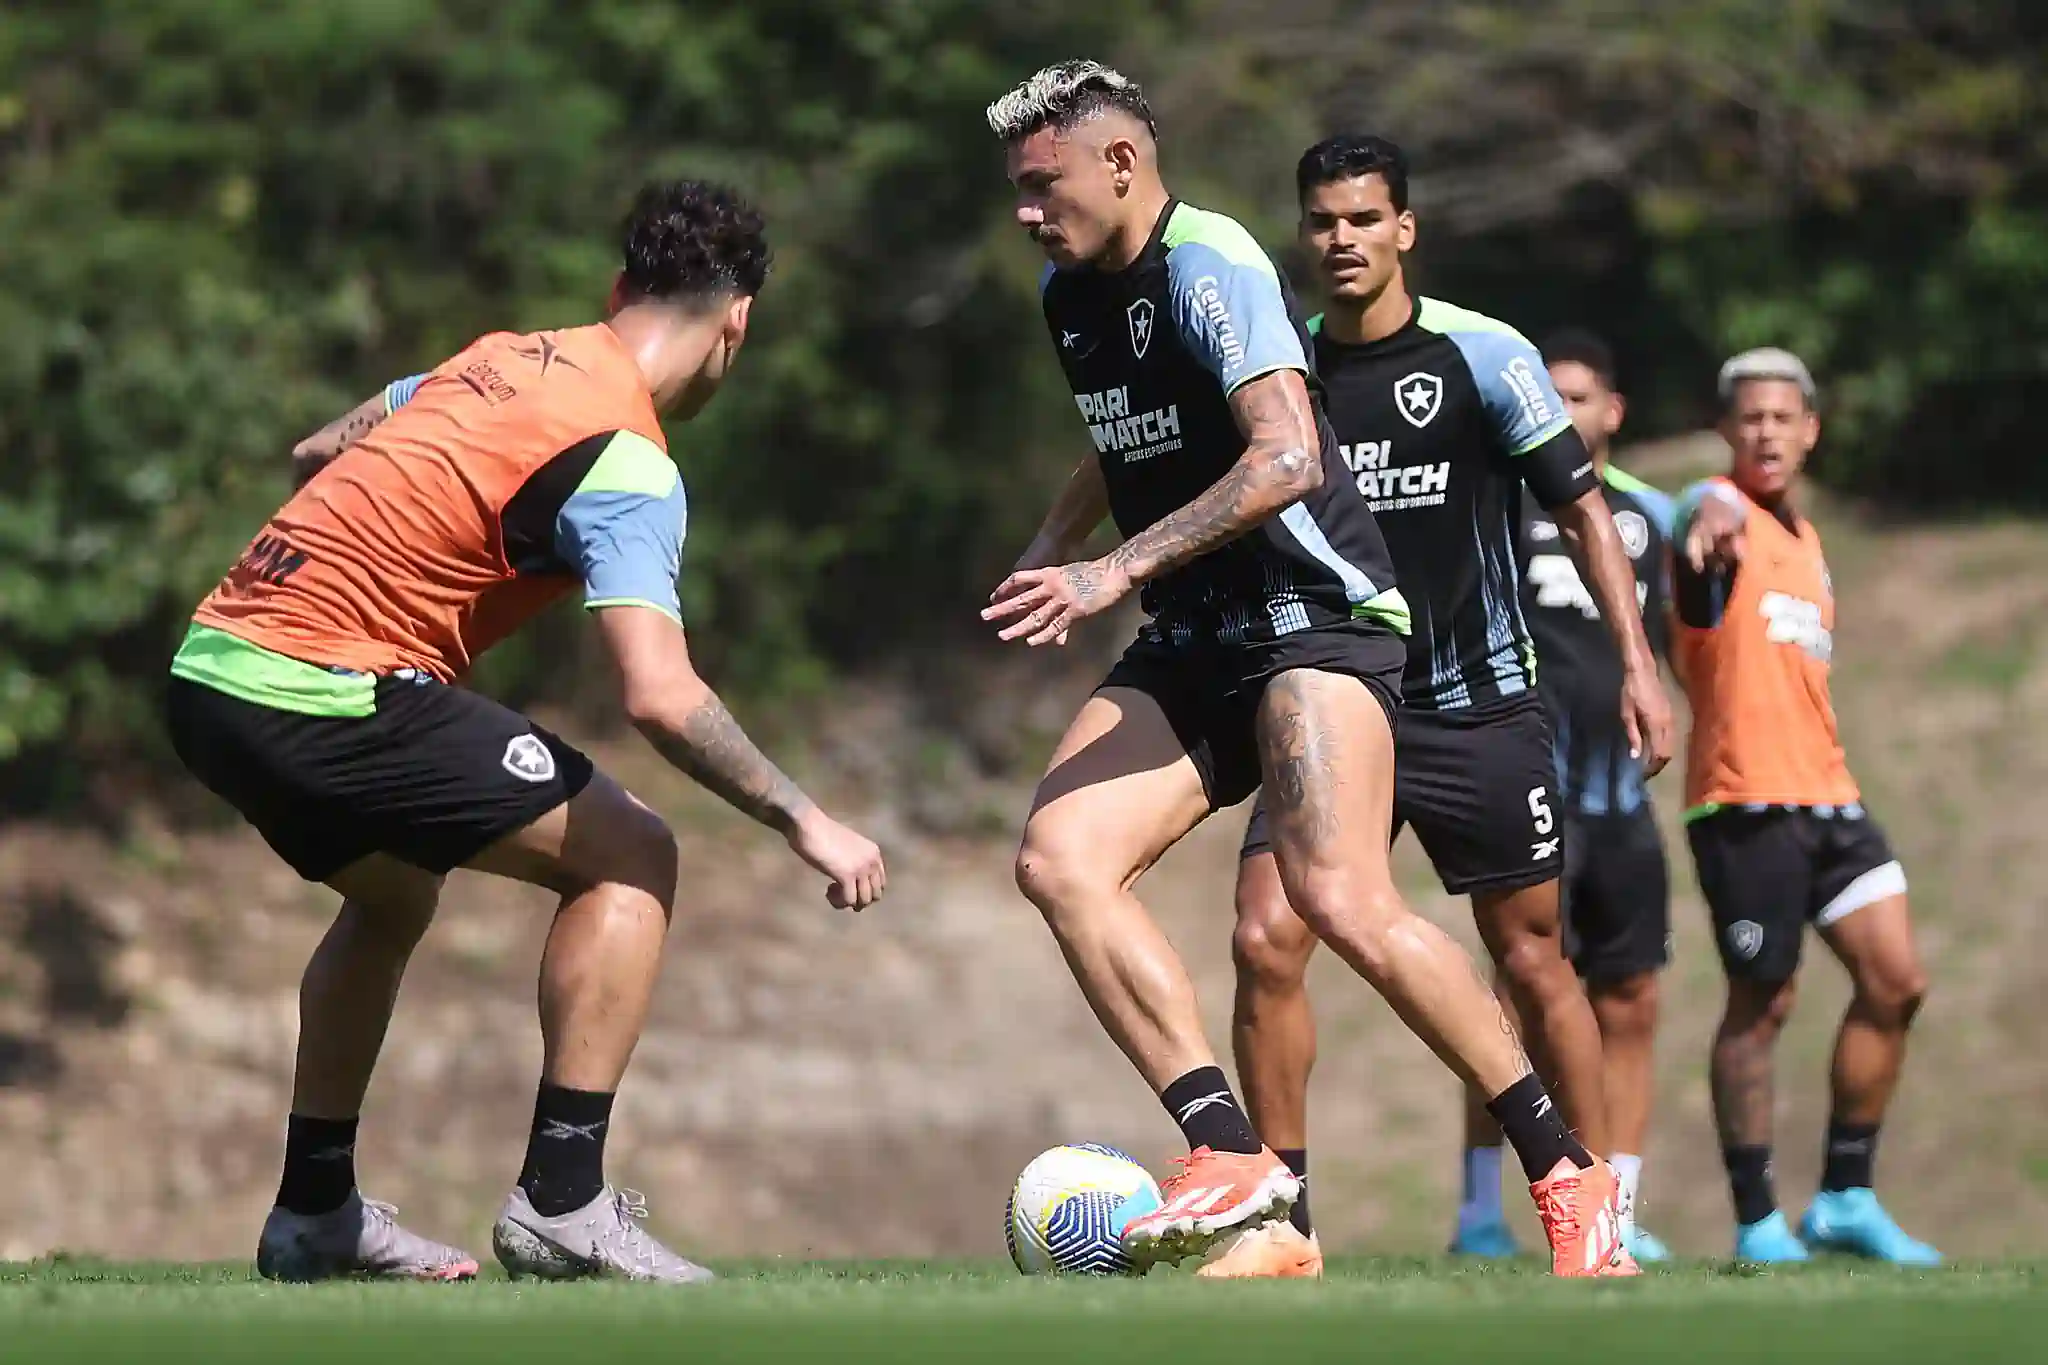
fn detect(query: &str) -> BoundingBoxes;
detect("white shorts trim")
[1816,860,1906,928]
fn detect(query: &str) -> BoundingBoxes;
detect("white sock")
[1609,1153,1644,1231]
[1458,1145,1506,1225]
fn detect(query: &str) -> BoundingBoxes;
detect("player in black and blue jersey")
[982,64,1630,1278]
[1215,136,1671,1276]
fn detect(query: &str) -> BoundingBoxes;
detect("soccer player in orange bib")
[1672,349,1939,1265]
[166,182,885,1283]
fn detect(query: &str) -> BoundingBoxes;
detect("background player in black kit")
[1513,330,1680,1262]
[981,64,1632,1279]
[1218,136,1673,1277]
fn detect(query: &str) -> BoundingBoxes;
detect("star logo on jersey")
[511,334,584,377]
[1727,919,1764,962]
[1126,297,1156,359]
[1614,509,1650,559]
[1395,371,1443,428]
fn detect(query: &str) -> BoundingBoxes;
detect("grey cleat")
[493,1186,716,1284]
[257,1191,480,1282]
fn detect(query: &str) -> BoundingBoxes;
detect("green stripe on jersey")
[169,625,376,718]
[1601,464,1660,496]
[1414,297,1522,339]
[1354,586,1412,636]
[1161,204,1278,279]
[576,430,676,499]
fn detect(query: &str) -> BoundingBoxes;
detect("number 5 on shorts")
[1528,786,1554,835]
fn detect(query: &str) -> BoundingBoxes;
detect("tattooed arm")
[594,606,885,908]
[984,370,1321,645]
[1107,368,1323,586]
[292,391,391,488]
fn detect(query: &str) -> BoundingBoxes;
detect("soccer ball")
[1005,1143,1163,1275]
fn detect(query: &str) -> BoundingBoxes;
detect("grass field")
[4,1257,2042,1363]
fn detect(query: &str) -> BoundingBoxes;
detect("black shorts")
[1560,806,1671,983]
[166,674,594,883]
[1687,804,1906,983]
[1098,620,1405,811]
[1241,692,1564,896]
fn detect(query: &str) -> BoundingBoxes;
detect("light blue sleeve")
[1635,486,1677,539]
[1673,478,1742,537]
[555,478,689,623]
[1165,242,1307,395]
[1418,302,1574,456]
[382,374,429,413]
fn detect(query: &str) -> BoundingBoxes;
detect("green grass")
[3,1257,2043,1363]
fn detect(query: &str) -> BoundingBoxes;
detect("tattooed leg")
[1253,669,1532,1097]
[1712,976,1798,1150]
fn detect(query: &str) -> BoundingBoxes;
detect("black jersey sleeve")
[1516,426,1601,510]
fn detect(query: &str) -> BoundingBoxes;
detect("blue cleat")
[1735,1210,1812,1263]
[1624,1224,1674,1264]
[1449,1216,1522,1259]
[1799,1189,1942,1266]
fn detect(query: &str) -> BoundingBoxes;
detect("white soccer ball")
[1005,1143,1163,1275]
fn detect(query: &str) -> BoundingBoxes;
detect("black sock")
[277,1114,359,1217]
[1724,1144,1778,1225]
[1278,1148,1311,1236]
[1160,1067,1262,1155]
[518,1083,616,1217]
[1821,1119,1879,1192]
[1486,1075,1593,1183]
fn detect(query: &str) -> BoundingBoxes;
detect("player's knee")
[1290,874,1406,977]
[608,803,680,917]
[1231,892,1315,991]
[1722,977,1798,1039]
[1591,972,1661,1037]
[1857,966,1927,1029]
[1493,925,1573,996]
[1013,826,1099,920]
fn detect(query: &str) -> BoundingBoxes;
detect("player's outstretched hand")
[982,560,1131,646]
[787,808,886,911]
[1686,491,1748,573]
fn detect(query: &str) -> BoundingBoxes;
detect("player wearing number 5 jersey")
[1214,136,1670,1278]
[1514,331,1677,1263]
[983,65,1622,1279]
[1675,348,1939,1266]
[165,182,885,1285]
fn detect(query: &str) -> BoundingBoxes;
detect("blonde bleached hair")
[985,60,1157,143]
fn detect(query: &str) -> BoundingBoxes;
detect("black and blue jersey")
[1311,299,1597,709]
[1039,201,1408,644]
[1520,466,1674,815]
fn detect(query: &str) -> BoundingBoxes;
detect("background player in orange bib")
[1673,348,1939,1265]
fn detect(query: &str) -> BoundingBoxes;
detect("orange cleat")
[1196,1222,1323,1279]
[1532,1159,1640,1278]
[1121,1146,1299,1267]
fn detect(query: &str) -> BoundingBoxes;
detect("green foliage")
[0,0,2038,795]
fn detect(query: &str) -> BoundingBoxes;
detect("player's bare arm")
[291,391,393,488]
[595,605,885,909]
[1553,489,1675,774]
[984,368,1320,646]
[1014,455,1111,571]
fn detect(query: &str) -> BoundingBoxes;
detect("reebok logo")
[1173,1091,1234,1124]
[538,1118,608,1142]
[1531,837,1561,862]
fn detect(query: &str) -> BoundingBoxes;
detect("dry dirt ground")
[3,438,2045,1264]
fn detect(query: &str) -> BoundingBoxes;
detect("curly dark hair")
[619,180,770,305]
[1295,134,1409,212]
